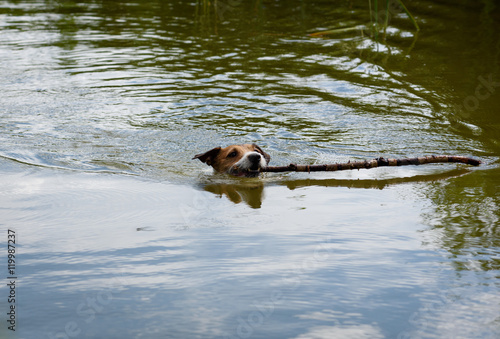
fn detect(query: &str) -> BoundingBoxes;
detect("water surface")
[0,0,499,338]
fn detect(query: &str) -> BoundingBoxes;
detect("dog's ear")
[252,144,271,164]
[193,147,221,166]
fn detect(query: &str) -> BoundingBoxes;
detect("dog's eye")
[227,151,238,158]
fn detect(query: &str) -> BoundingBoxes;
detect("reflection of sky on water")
[1,164,497,338]
[0,0,498,338]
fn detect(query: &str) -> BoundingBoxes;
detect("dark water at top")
[0,1,499,338]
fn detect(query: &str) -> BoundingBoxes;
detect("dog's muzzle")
[230,153,266,177]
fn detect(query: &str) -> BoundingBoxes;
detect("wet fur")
[193,144,271,177]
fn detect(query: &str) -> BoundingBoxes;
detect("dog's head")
[193,144,271,177]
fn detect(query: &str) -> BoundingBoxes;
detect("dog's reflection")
[202,181,265,208]
[198,167,472,209]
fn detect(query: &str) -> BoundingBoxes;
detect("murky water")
[1,0,499,338]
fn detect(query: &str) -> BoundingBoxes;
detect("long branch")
[261,155,481,173]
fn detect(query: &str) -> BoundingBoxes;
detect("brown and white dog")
[193,144,271,177]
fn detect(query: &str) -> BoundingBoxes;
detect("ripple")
[0,169,191,228]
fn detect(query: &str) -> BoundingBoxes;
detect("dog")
[193,144,271,177]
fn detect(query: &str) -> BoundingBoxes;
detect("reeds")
[371,0,420,38]
[310,0,419,39]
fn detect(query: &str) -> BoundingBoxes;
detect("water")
[0,0,499,338]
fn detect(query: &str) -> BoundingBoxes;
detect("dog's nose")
[248,153,262,164]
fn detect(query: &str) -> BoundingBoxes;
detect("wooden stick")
[261,155,481,173]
